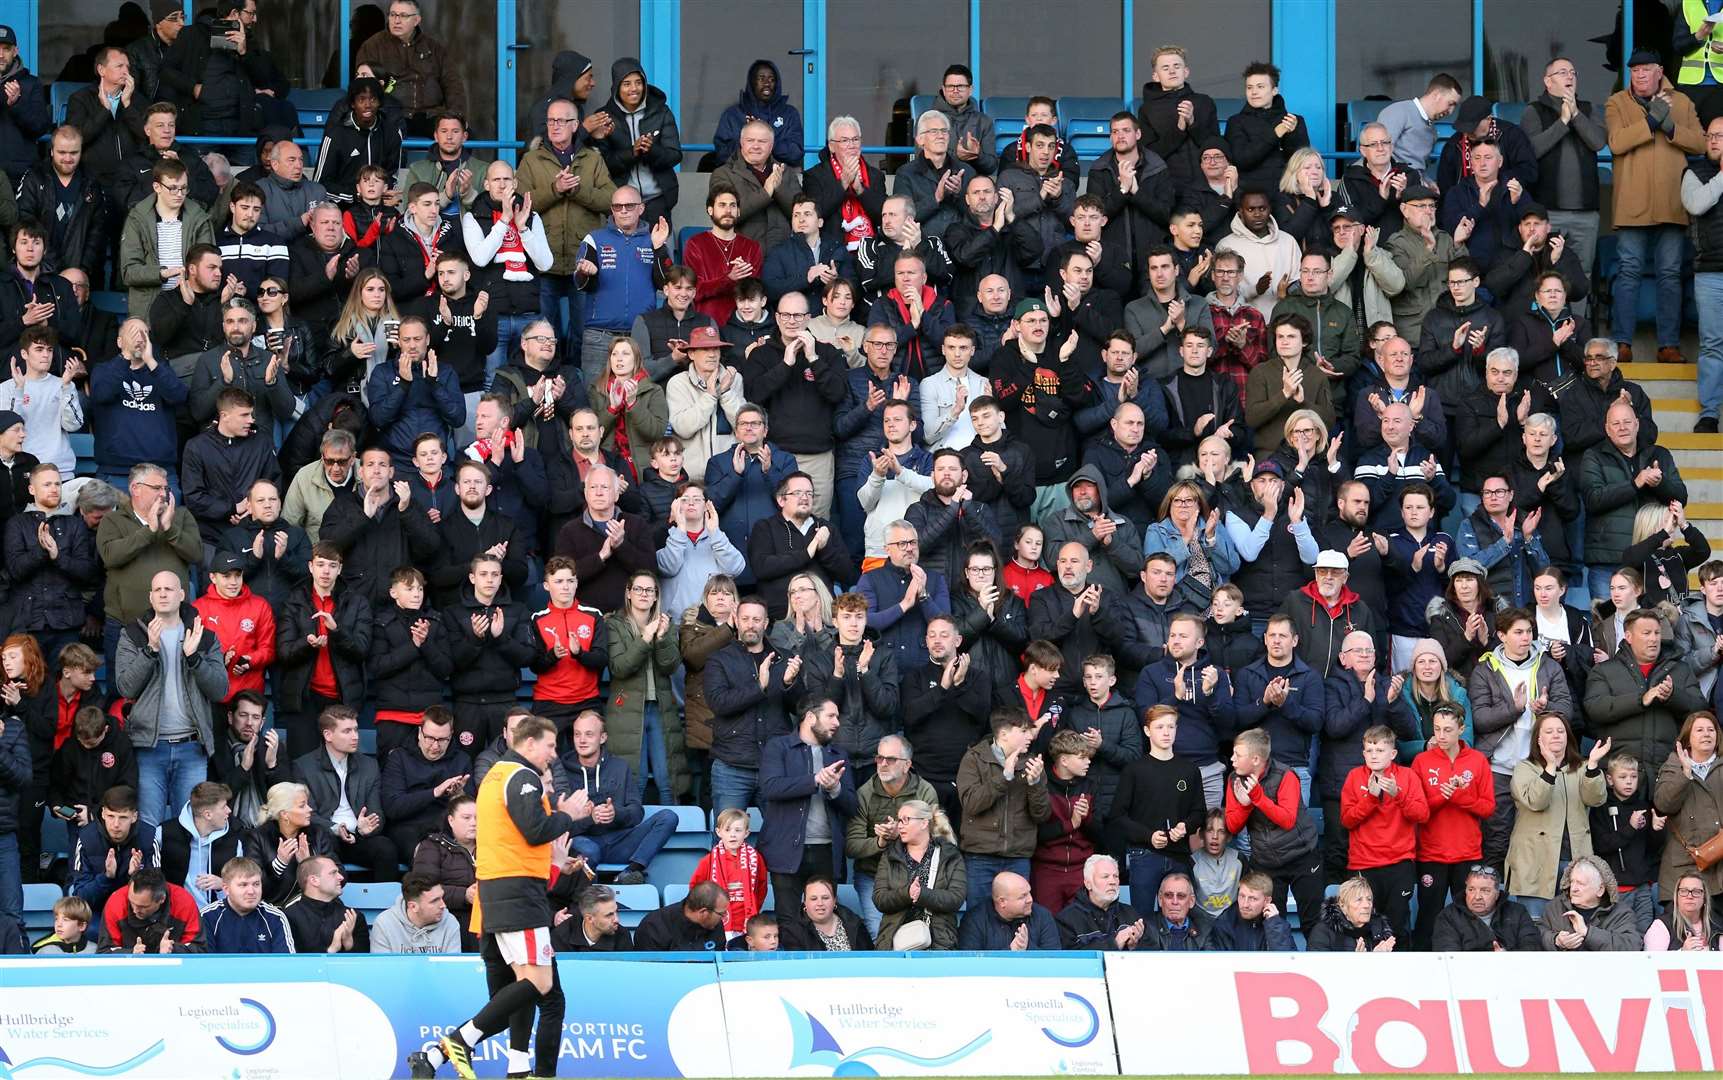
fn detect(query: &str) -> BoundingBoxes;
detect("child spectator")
[1002,523,1053,603]
[637,436,688,533]
[1063,654,1143,818]
[1339,724,1430,938]
[407,433,456,523]
[1109,704,1208,908]
[343,164,401,251]
[1016,640,1063,736]
[31,896,98,954]
[740,911,779,951]
[1589,750,1663,933]
[1408,703,1496,950]
[1205,583,1264,674]
[49,705,139,825]
[368,567,454,767]
[1031,729,1101,913]
[690,807,767,939]
[1191,809,1244,921]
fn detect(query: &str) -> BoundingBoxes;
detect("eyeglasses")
[863,339,896,349]
[887,539,918,548]
[782,489,814,499]
[965,565,993,575]
[875,754,905,763]
[942,82,971,92]
[777,310,809,320]
[157,183,189,194]
[546,117,576,125]
[1679,887,1708,897]
[1170,496,1199,506]
[1359,140,1390,149]
[421,733,452,747]
[257,287,284,297]
[322,456,353,467]
[1448,276,1478,286]
[1288,426,1318,436]
[1467,864,1500,879]
[831,135,861,145]
[1481,487,1511,496]
[628,586,658,596]
[522,334,557,344]
[611,201,643,211]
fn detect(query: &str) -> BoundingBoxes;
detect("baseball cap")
[1314,550,1349,571]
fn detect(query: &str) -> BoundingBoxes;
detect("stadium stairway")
[1633,361,1723,562]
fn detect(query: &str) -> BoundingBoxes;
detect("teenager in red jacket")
[1409,702,1496,949]
[529,557,607,752]
[194,552,278,701]
[1339,724,1429,939]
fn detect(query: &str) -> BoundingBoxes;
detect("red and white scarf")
[831,155,875,251]
[490,209,531,281]
[709,842,762,930]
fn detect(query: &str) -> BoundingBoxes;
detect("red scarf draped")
[831,155,875,251]
[490,209,530,279]
[606,370,647,479]
[888,285,938,378]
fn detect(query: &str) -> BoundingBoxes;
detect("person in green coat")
[589,337,669,484]
[606,568,685,802]
[118,158,215,320]
[873,798,967,950]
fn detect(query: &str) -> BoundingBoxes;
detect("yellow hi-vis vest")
[1680,0,1723,86]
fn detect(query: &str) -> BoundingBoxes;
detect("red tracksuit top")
[531,603,603,704]
[1410,742,1497,863]
[1339,762,1430,869]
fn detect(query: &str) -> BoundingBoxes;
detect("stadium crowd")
[8,0,1723,990]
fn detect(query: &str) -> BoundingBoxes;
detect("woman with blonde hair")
[872,798,966,949]
[1143,480,1240,601]
[1266,407,1342,517]
[1622,500,1710,608]
[252,781,338,903]
[1646,872,1723,950]
[1304,875,1397,951]
[326,268,399,394]
[1273,147,1333,247]
[768,572,834,655]
[590,336,668,483]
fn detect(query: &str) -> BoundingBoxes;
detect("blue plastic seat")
[23,882,62,932]
[909,95,938,124]
[1493,101,1526,126]
[340,880,402,915]
[1346,98,1388,145]
[1213,97,1246,134]
[50,82,90,125]
[1058,96,1127,160]
[983,96,1032,157]
[611,883,659,928]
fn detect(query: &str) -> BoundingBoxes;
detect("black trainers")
[1697,416,1719,434]
[615,868,647,885]
[406,1050,436,1078]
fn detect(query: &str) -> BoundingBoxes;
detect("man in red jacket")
[194,551,278,702]
[1409,703,1496,949]
[97,868,204,952]
[1339,724,1430,939]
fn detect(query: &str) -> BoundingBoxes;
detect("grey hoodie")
[530,50,595,143]
[369,896,462,954]
[1036,463,1146,595]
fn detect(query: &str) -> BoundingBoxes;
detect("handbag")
[889,847,939,951]
[1676,823,1723,873]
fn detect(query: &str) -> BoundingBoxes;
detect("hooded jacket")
[712,60,803,165]
[1086,147,1175,276]
[370,896,461,954]
[1215,207,1302,321]
[49,724,139,816]
[1536,856,1645,950]
[312,86,404,203]
[366,601,453,713]
[592,59,682,213]
[0,58,48,181]
[1469,642,1575,766]
[158,802,249,906]
[930,94,999,177]
[1282,581,1383,682]
[98,881,205,952]
[1036,464,1147,595]
[529,51,594,142]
